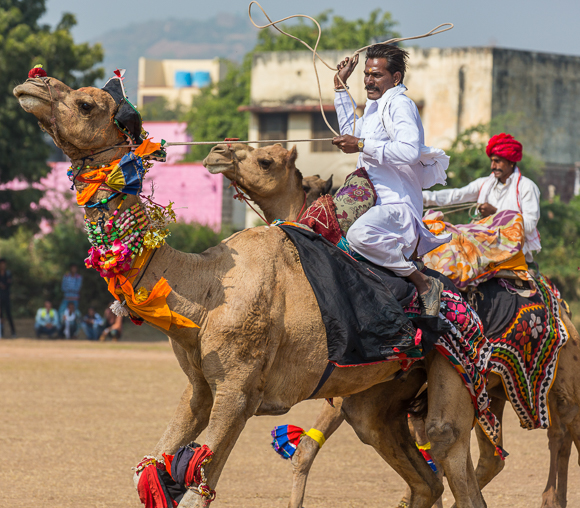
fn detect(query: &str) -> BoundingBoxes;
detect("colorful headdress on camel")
[486,133,523,163]
[102,69,143,145]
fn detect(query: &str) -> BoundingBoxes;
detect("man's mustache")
[365,85,379,91]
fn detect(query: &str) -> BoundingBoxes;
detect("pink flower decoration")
[84,240,133,278]
[445,301,467,325]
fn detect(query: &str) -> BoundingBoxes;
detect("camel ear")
[286,145,298,168]
[324,174,333,195]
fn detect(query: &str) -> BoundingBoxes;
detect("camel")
[203,141,580,508]
[15,75,497,508]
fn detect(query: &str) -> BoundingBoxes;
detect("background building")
[137,57,228,108]
[243,47,580,201]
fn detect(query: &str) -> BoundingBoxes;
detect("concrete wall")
[137,58,227,108]
[491,49,580,165]
[404,47,494,149]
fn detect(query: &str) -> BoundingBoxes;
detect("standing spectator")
[82,307,104,341]
[59,263,82,317]
[61,301,81,339]
[35,300,59,338]
[0,258,16,337]
[99,305,123,342]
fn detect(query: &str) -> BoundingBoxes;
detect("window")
[311,112,339,152]
[259,113,288,148]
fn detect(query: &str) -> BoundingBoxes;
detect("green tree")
[184,59,251,161]
[184,10,400,161]
[0,0,104,238]
[140,96,185,122]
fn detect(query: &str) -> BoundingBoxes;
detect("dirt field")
[0,338,578,508]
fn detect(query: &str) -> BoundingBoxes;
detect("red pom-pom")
[28,65,47,79]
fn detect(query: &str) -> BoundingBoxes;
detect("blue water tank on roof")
[193,71,211,88]
[174,71,193,88]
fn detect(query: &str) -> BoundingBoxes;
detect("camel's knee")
[291,435,320,474]
[425,420,458,459]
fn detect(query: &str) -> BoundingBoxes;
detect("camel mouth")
[202,154,235,175]
[13,82,50,113]
[204,163,234,175]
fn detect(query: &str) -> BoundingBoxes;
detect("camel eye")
[79,102,93,112]
[258,158,273,170]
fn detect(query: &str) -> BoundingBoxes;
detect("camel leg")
[473,397,506,490]
[425,351,486,508]
[556,430,573,508]
[342,372,443,508]
[541,400,572,508]
[288,398,345,508]
[406,415,444,508]
[177,375,264,508]
[152,378,213,456]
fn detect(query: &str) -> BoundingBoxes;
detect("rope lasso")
[248,1,453,137]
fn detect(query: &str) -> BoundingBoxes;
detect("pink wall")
[2,122,223,230]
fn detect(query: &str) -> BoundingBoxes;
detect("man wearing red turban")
[423,133,541,260]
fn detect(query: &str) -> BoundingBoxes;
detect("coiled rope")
[248,1,453,138]
[426,202,480,218]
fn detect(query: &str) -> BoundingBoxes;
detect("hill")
[92,12,257,98]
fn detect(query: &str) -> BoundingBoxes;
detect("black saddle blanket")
[280,225,422,366]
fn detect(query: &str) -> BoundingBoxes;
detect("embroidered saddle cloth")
[470,275,569,429]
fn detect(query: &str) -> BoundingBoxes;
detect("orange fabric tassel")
[76,166,115,205]
[108,274,197,331]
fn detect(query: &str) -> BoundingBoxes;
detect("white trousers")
[346,204,419,276]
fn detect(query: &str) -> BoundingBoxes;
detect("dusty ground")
[0,338,578,508]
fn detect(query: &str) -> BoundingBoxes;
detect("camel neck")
[247,187,306,223]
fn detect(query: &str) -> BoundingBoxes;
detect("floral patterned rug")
[423,209,528,290]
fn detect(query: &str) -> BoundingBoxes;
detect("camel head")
[203,143,302,199]
[13,76,127,161]
[303,174,333,206]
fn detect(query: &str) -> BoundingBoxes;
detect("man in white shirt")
[332,45,449,315]
[423,133,541,261]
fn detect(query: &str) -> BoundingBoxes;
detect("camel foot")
[541,488,563,508]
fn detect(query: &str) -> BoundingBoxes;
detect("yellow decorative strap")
[304,428,326,448]
[416,442,431,451]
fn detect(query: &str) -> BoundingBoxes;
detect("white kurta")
[422,170,541,257]
[335,86,449,276]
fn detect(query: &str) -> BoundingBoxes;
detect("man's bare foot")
[420,277,444,316]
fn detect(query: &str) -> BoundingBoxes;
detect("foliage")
[166,221,229,253]
[0,214,229,318]
[0,0,103,238]
[535,196,580,301]
[140,97,185,122]
[0,211,110,316]
[253,9,400,52]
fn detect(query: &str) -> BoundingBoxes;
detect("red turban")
[485,133,522,163]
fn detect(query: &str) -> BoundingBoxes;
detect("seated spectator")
[99,305,123,342]
[82,307,104,341]
[35,301,59,339]
[61,301,81,339]
[59,263,83,316]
